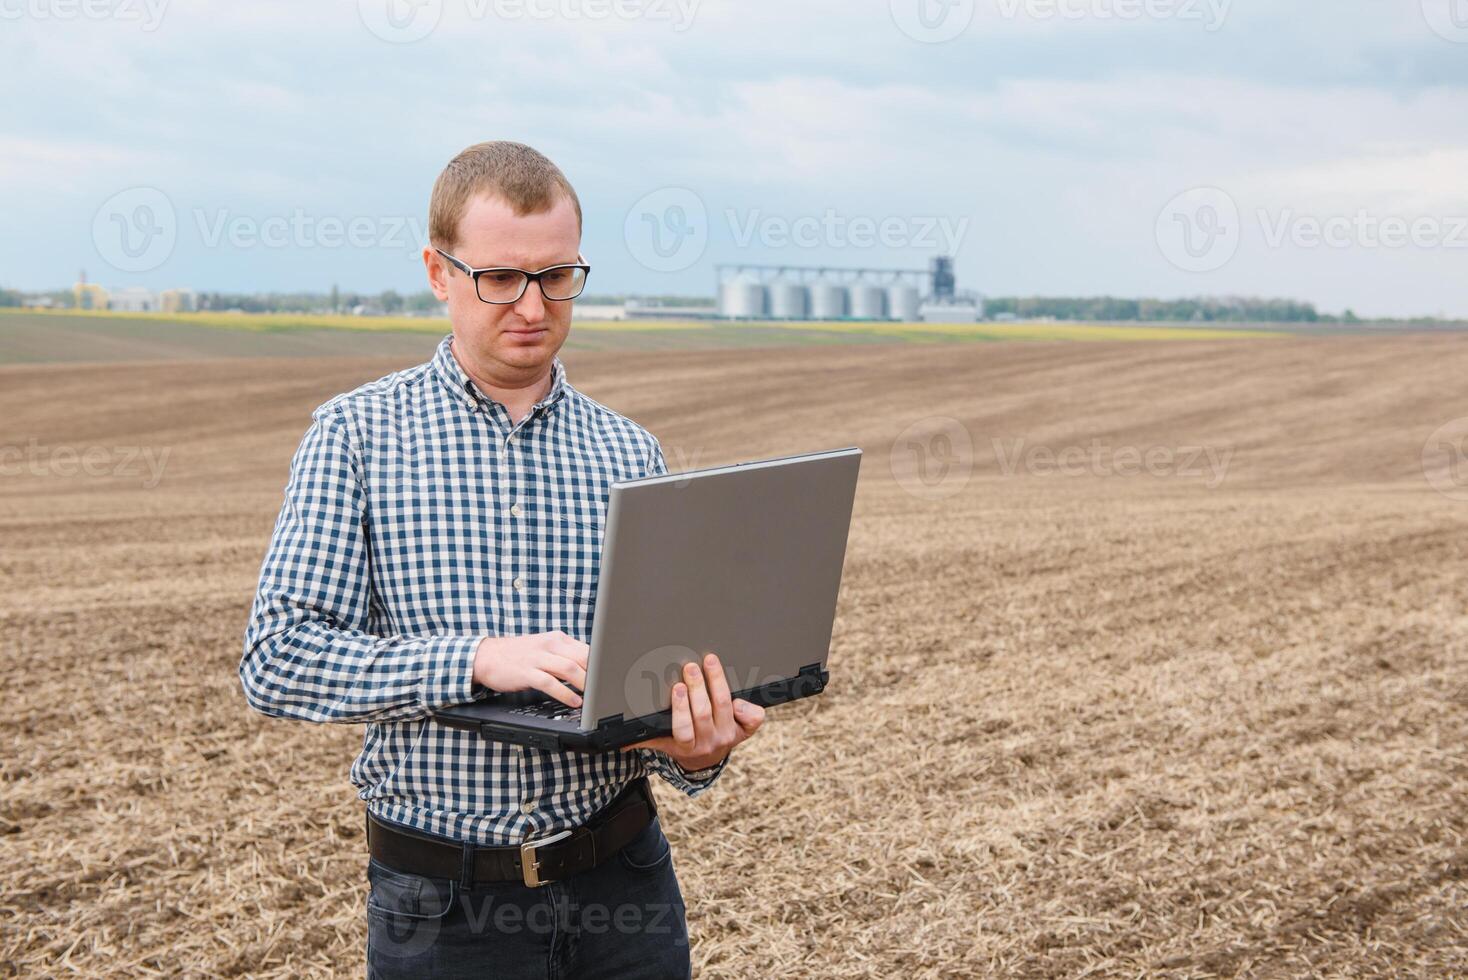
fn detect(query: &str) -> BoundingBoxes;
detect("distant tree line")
[983,295,1356,323]
[4,286,1461,326]
[192,289,446,315]
[0,286,720,313]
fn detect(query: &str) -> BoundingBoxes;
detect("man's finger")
[733,698,765,735]
[670,681,696,748]
[534,670,583,708]
[543,654,587,692]
[701,653,735,730]
[552,637,589,669]
[683,660,714,738]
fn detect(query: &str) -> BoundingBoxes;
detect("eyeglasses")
[434,247,591,305]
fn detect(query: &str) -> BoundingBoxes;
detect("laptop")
[432,446,862,752]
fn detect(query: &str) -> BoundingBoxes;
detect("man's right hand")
[472,631,589,708]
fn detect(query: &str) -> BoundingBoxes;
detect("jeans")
[365,814,692,979]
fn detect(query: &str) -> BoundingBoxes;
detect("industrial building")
[714,256,983,323]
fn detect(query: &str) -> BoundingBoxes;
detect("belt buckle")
[519,829,573,888]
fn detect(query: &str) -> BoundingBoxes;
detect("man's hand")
[473,631,588,708]
[620,652,765,772]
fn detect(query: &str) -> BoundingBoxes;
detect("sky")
[2,0,1466,317]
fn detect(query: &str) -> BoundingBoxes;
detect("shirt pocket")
[542,498,606,636]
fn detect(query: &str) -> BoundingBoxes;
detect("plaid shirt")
[240,333,726,845]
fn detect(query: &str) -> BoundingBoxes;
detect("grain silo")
[719,275,767,319]
[848,283,887,320]
[887,284,921,322]
[768,280,809,320]
[808,281,847,320]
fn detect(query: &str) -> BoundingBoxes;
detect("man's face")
[424,191,581,380]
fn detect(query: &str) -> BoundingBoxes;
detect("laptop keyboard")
[507,701,582,723]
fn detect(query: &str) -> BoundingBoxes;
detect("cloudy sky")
[3,0,1466,316]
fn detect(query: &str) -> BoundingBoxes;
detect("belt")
[366,776,658,889]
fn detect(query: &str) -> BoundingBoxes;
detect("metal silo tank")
[848,283,887,320]
[808,281,847,320]
[720,276,767,319]
[887,284,921,322]
[768,280,809,320]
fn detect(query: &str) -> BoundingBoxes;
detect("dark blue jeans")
[365,814,692,979]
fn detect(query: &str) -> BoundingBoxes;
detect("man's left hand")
[620,652,765,771]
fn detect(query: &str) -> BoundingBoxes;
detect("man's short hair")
[429,141,583,250]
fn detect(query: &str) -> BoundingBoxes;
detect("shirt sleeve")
[239,404,485,724]
[632,435,730,797]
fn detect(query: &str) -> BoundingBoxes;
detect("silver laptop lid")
[579,447,862,731]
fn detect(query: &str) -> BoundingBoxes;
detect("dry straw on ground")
[2,336,1465,977]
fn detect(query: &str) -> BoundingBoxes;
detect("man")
[240,140,765,979]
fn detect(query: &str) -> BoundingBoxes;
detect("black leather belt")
[366,776,658,889]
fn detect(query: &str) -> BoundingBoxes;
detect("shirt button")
[510,503,522,517]
[520,800,536,814]
[513,577,524,591]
